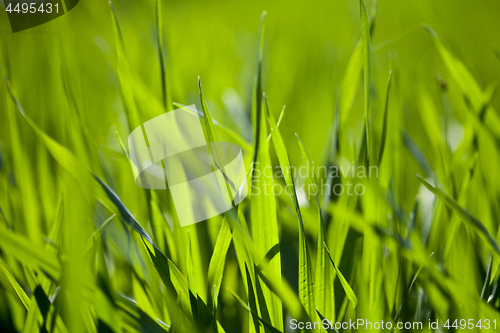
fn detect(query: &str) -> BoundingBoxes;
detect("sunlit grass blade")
[324,242,358,309]
[109,1,141,130]
[94,175,154,245]
[248,11,283,331]
[207,217,232,310]
[296,134,335,320]
[316,310,339,333]
[265,96,315,319]
[173,101,252,152]
[338,3,377,127]
[198,78,234,203]
[425,25,500,140]
[116,292,171,333]
[416,174,500,255]
[402,131,434,180]
[6,82,83,180]
[266,105,285,145]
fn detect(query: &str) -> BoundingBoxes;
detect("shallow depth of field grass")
[1,0,500,332]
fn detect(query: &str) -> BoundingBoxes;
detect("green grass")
[1,0,500,332]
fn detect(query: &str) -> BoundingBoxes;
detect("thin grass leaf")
[402,131,434,179]
[481,257,493,301]
[265,96,315,319]
[378,70,392,166]
[316,310,339,333]
[425,25,500,140]
[156,0,173,111]
[0,260,30,310]
[6,82,83,179]
[296,134,335,320]
[227,287,282,333]
[255,269,310,323]
[109,1,141,130]
[394,253,434,321]
[0,207,11,230]
[94,175,154,244]
[173,101,252,152]
[248,11,283,331]
[338,4,377,127]
[0,230,61,280]
[266,105,285,144]
[324,242,358,309]
[207,217,232,310]
[360,0,372,164]
[416,174,500,255]
[83,214,116,254]
[198,78,235,202]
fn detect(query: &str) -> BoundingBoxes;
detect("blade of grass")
[227,287,282,333]
[82,214,116,254]
[416,174,500,255]
[0,230,61,280]
[324,242,358,309]
[265,96,315,319]
[248,11,283,331]
[296,134,335,320]
[360,0,372,165]
[378,70,392,166]
[109,1,141,130]
[0,260,30,310]
[155,0,173,111]
[172,101,252,152]
[207,217,232,310]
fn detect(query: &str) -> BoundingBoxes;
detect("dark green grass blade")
[0,230,61,280]
[172,101,251,152]
[316,310,339,333]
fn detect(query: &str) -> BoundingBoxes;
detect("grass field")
[1,0,500,332]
